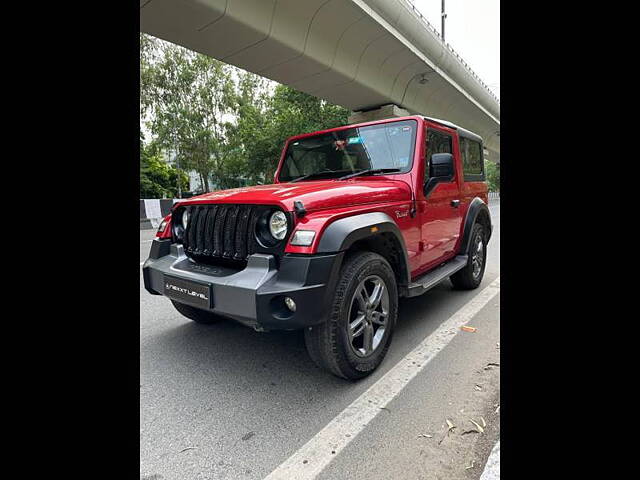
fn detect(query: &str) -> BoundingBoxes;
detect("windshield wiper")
[338,168,401,180]
[289,170,340,183]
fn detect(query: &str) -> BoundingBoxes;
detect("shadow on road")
[142,278,487,394]
[140,275,498,479]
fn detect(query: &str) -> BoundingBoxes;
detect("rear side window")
[460,137,485,181]
[425,129,452,183]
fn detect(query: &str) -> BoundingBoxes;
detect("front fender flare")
[316,212,411,285]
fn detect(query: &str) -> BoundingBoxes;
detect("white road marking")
[480,440,500,480]
[141,239,154,243]
[140,262,145,266]
[264,276,500,480]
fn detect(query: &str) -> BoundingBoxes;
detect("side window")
[460,137,485,180]
[425,129,452,183]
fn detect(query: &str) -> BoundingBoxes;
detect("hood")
[177,179,412,213]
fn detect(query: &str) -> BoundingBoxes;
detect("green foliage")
[142,37,237,194]
[229,82,350,184]
[140,139,188,198]
[484,159,500,192]
[140,33,351,195]
[259,85,350,181]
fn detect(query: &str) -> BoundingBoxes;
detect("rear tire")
[304,251,398,380]
[171,300,225,324]
[450,223,487,290]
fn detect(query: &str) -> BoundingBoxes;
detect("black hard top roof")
[422,116,483,144]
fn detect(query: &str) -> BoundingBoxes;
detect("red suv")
[143,115,492,379]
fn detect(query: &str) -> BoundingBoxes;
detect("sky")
[411,0,500,99]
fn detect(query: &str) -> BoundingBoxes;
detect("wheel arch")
[316,212,411,288]
[460,197,492,253]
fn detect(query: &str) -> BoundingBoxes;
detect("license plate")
[163,275,212,309]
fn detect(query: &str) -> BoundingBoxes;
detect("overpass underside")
[140,0,500,162]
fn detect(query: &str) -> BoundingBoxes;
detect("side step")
[405,255,468,298]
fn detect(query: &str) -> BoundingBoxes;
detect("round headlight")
[269,211,288,240]
[182,209,189,230]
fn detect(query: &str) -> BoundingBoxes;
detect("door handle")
[451,199,460,208]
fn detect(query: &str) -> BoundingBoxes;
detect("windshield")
[278,119,417,182]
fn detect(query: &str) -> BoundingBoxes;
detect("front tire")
[171,300,225,325]
[304,251,398,380]
[450,223,487,290]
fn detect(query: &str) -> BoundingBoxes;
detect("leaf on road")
[446,419,455,431]
[469,419,484,433]
[417,433,433,438]
[465,460,476,470]
[461,326,477,333]
[179,447,197,453]
[475,384,482,391]
[439,419,457,444]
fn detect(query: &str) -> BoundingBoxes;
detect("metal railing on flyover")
[402,0,500,104]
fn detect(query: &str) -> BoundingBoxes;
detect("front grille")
[182,204,262,266]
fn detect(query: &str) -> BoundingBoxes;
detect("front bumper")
[143,239,343,331]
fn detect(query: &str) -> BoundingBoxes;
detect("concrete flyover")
[140,0,500,162]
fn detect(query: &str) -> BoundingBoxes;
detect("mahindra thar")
[143,115,492,380]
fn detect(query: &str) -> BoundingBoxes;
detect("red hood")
[176,179,412,213]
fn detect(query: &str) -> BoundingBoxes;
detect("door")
[418,127,464,270]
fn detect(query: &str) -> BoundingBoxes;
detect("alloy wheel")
[347,275,390,357]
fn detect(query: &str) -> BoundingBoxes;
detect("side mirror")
[424,153,454,198]
[430,153,454,179]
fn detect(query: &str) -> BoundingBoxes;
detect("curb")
[479,440,500,480]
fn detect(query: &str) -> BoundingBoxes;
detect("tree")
[235,84,350,182]
[143,39,236,196]
[225,71,272,184]
[140,33,352,193]
[140,138,188,198]
[484,159,500,192]
[140,33,156,120]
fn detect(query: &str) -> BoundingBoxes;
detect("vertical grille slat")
[203,205,217,254]
[182,203,274,267]
[247,207,259,257]
[213,205,228,257]
[194,206,207,254]
[185,206,200,253]
[234,206,249,260]
[223,205,239,258]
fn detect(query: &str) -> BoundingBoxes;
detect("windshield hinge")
[294,201,307,218]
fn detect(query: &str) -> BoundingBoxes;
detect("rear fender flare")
[460,198,492,253]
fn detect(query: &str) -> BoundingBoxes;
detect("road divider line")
[264,276,500,480]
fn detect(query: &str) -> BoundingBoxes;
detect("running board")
[406,255,468,298]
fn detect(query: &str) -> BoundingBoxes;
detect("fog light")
[284,297,296,312]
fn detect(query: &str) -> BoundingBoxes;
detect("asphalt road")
[140,202,500,480]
